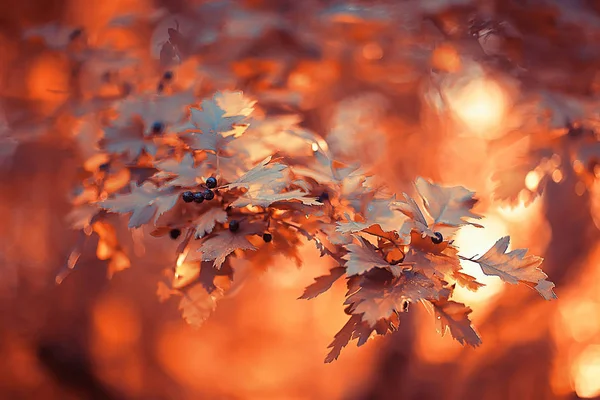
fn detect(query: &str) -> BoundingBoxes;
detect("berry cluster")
[181,177,218,204]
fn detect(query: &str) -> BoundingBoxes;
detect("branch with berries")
[63,89,556,363]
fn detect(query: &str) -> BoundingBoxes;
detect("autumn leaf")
[154,153,210,188]
[224,156,289,189]
[299,266,346,300]
[415,177,483,228]
[100,182,179,228]
[325,314,392,363]
[181,130,237,153]
[342,236,391,276]
[230,189,320,208]
[178,283,224,328]
[190,97,246,134]
[347,270,444,326]
[101,121,157,161]
[117,89,195,135]
[337,197,406,234]
[430,298,482,347]
[194,207,228,238]
[214,90,256,117]
[189,226,259,268]
[467,236,557,300]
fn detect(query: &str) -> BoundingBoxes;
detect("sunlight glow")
[452,216,508,306]
[572,345,600,398]
[447,78,508,137]
[525,170,541,191]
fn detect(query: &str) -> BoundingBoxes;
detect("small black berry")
[229,220,240,232]
[182,191,194,203]
[317,191,329,203]
[169,229,181,240]
[151,121,164,134]
[401,300,410,312]
[206,176,217,189]
[431,231,443,244]
[163,71,174,81]
[262,233,272,242]
[69,28,84,41]
[202,189,215,200]
[193,192,205,203]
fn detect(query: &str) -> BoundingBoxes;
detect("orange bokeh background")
[1,0,600,399]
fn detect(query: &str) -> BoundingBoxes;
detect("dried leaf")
[190,227,258,268]
[347,270,444,326]
[154,153,209,188]
[469,236,557,300]
[178,283,224,328]
[100,182,179,228]
[342,236,391,276]
[194,207,228,238]
[430,298,482,347]
[299,266,346,300]
[230,189,320,208]
[224,156,288,189]
[415,177,483,227]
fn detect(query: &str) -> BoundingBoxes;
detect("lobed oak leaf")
[214,90,256,117]
[342,236,391,276]
[224,156,288,189]
[154,153,210,188]
[338,197,406,234]
[191,97,246,134]
[189,224,259,268]
[178,283,224,328]
[100,182,179,228]
[194,207,228,239]
[230,189,320,208]
[347,270,444,326]
[395,193,430,233]
[430,298,482,347]
[102,121,158,161]
[325,314,393,363]
[299,266,346,300]
[468,236,557,300]
[181,130,237,153]
[415,177,483,228]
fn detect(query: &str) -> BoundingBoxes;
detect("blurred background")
[1,0,600,399]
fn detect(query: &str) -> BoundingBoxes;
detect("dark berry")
[193,192,205,203]
[431,231,443,244]
[317,191,329,203]
[182,191,194,203]
[151,121,164,134]
[206,176,217,189]
[262,233,272,242]
[202,189,215,200]
[169,229,181,240]
[229,220,240,232]
[99,162,110,172]
[163,71,174,81]
[69,28,84,41]
[401,300,410,312]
